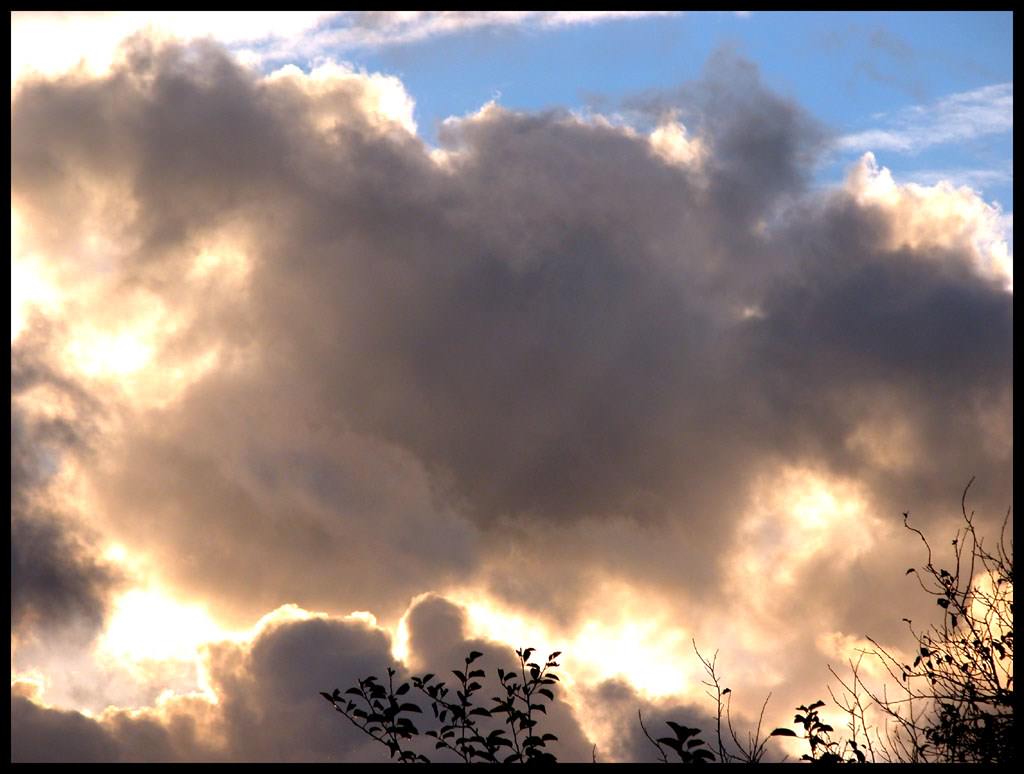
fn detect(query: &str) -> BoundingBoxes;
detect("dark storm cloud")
[10,691,221,763]
[11,596,594,762]
[11,325,120,640]
[10,31,1011,675]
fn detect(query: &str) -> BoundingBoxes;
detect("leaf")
[468,669,486,679]
[548,651,562,660]
[320,691,334,702]
[666,721,696,741]
[344,687,362,696]
[537,688,554,700]
[808,700,826,710]
[399,703,422,713]
[542,733,558,742]
[452,670,466,682]
[468,650,484,662]
[395,683,410,696]
[722,687,731,694]
[770,728,799,737]
[906,568,916,575]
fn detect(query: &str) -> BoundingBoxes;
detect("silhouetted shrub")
[322,647,562,762]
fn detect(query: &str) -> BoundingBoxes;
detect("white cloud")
[846,152,1013,291]
[836,82,1012,154]
[905,163,1013,194]
[10,11,333,85]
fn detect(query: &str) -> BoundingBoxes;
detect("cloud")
[12,597,595,762]
[11,11,680,84]
[836,82,1012,154]
[11,328,122,643]
[10,36,1012,761]
[250,11,679,61]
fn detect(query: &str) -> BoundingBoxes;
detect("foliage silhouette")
[765,478,1012,764]
[323,481,1011,763]
[322,647,562,763]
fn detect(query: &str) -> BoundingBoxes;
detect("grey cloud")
[399,594,595,762]
[12,595,595,762]
[11,327,120,641]
[579,677,750,763]
[10,33,1012,745]
[11,613,403,762]
[12,695,124,763]
[10,510,118,638]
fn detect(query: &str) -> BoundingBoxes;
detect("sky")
[10,11,1013,763]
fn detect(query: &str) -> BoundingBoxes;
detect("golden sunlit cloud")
[649,112,707,172]
[11,212,63,343]
[268,61,418,136]
[847,152,1013,291]
[730,466,879,596]
[446,580,698,701]
[98,588,229,664]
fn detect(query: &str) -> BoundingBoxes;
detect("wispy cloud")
[235,11,681,65]
[836,82,1012,154]
[906,162,1013,193]
[12,11,681,83]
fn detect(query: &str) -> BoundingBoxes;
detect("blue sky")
[241,11,1012,211]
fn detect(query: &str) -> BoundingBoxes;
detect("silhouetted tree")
[768,478,1013,764]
